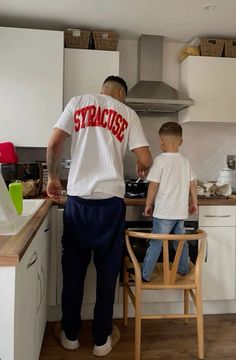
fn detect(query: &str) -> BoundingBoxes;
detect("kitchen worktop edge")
[0,199,53,266]
[124,196,236,206]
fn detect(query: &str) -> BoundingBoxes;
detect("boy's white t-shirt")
[54,94,149,198]
[147,153,196,220]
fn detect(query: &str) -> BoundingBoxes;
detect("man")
[47,75,152,357]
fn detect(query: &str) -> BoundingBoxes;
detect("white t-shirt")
[54,94,149,198]
[147,153,196,220]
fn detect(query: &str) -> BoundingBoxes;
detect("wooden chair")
[123,229,207,360]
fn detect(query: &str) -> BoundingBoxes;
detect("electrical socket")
[61,159,71,169]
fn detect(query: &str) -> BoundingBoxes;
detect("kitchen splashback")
[180,123,236,181]
[124,115,236,182]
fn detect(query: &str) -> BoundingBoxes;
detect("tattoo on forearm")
[47,151,59,176]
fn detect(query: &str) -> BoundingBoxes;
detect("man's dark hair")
[103,75,128,95]
[159,122,182,137]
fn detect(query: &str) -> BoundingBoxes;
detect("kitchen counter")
[1,195,236,266]
[0,198,53,266]
[125,195,236,206]
[49,195,236,207]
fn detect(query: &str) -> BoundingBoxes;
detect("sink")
[0,199,46,235]
[21,199,46,216]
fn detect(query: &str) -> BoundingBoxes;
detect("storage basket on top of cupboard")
[64,29,91,49]
[200,38,224,57]
[224,40,236,57]
[92,31,119,51]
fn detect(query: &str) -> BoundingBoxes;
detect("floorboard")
[39,315,236,359]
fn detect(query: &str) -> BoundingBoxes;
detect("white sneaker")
[93,335,112,357]
[54,322,79,351]
[92,325,120,357]
[61,330,80,351]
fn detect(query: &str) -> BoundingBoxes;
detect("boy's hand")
[144,204,153,217]
[189,204,198,215]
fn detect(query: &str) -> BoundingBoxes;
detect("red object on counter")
[0,142,18,163]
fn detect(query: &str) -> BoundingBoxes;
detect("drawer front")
[199,206,236,226]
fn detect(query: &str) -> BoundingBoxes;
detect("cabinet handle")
[204,214,231,218]
[41,265,46,303]
[204,238,208,262]
[27,251,37,268]
[37,272,42,314]
[44,227,50,232]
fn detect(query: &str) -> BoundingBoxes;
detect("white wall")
[118,39,236,181]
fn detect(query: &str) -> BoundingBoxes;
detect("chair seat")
[127,260,196,289]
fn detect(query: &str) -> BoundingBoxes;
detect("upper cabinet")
[0,27,63,146]
[64,49,119,106]
[179,56,236,123]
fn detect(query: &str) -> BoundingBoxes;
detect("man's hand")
[136,161,149,178]
[47,177,62,201]
[133,146,152,178]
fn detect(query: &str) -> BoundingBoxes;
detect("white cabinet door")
[64,48,119,105]
[201,226,235,300]
[0,267,16,360]
[179,56,236,123]
[0,27,63,146]
[14,212,51,360]
[199,206,236,300]
[14,235,39,360]
[36,214,51,358]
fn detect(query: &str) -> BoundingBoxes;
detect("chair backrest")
[125,229,207,286]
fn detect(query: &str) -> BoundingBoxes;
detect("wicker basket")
[93,31,119,51]
[200,38,224,57]
[64,29,91,49]
[224,40,236,57]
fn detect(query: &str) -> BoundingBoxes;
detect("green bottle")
[9,182,23,215]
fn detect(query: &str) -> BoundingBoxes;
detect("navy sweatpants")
[61,195,125,345]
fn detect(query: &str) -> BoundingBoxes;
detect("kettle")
[217,164,236,193]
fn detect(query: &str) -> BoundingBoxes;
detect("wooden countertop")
[1,194,236,266]
[54,195,236,206]
[124,195,236,206]
[0,199,53,266]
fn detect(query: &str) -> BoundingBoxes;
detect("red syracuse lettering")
[87,105,96,126]
[80,106,89,129]
[116,118,128,142]
[93,106,101,126]
[111,113,122,136]
[74,109,81,132]
[107,109,117,130]
[100,108,108,128]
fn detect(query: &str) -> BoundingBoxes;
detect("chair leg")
[195,287,204,359]
[135,297,142,360]
[184,289,189,324]
[123,262,129,327]
[134,279,142,360]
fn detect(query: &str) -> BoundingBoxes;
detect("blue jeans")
[142,218,189,281]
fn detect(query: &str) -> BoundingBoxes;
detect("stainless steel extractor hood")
[125,35,194,113]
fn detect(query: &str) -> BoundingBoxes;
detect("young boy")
[142,121,197,282]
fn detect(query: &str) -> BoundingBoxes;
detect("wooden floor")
[40,314,236,360]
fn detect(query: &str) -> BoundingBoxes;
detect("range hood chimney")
[125,35,194,113]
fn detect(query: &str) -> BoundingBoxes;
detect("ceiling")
[1,0,236,43]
